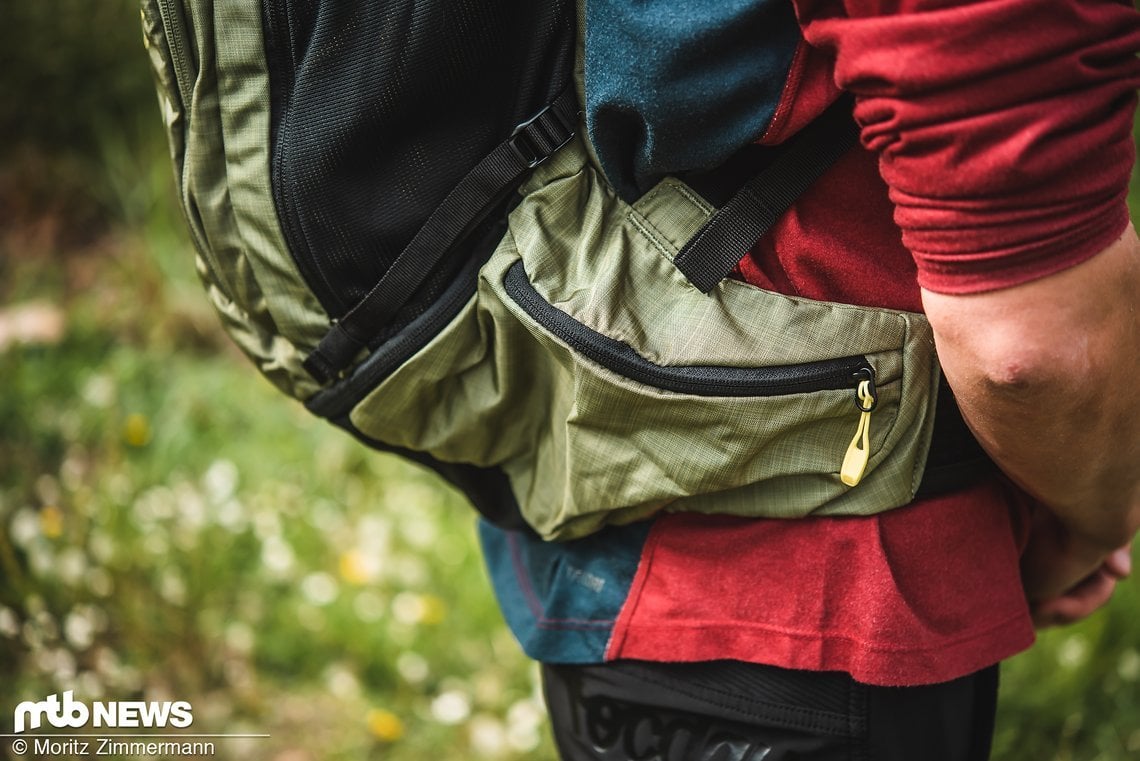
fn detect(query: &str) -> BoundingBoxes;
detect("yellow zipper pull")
[841,371,877,487]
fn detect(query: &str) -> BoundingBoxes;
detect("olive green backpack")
[140,0,985,540]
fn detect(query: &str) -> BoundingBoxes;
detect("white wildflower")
[400,515,438,551]
[506,698,545,753]
[175,482,207,530]
[261,535,295,577]
[64,607,98,650]
[391,592,426,625]
[1118,649,1140,682]
[395,651,429,685]
[34,475,61,507]
[27,544,55,577]
[88,530,115,564]
[1057,636,1088,670]
[81,374,115,408]
[323,663,361,699]
[258,535,294,576]
[0,606,19,638]
[203,460,240,504]
[56,547,88,587]
[134,486,175,525]
[300,572,338,606]
[431,690,471,725]
[160,570,187,606]
[10,508,41,548]
[468,714,508,758]
[224,622,255,655]
[215,498,246,532]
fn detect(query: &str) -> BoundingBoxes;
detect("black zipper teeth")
[504,261,870,398]
[262,0,345,316]
[156,0,194,111]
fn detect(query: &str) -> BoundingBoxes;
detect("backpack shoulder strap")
[672,98,860,293]
[303,89,579,384]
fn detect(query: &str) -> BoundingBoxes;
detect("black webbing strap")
[672,98,861,294]
[303,89,579,384]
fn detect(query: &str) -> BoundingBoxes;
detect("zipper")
[148,0,237,304]
[503,260,873,398]
[155,0,196,114]
[840,367,877,486]
[262,0,347,314]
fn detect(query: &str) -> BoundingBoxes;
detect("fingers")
[1031,569,1118,629]
[1103,545,1133,580]
[1020,507,1132,602]
[1020,526,1108,602]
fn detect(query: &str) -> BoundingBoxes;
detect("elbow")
[962,327,1090,402]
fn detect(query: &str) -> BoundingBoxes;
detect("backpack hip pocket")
[348,151,940,540]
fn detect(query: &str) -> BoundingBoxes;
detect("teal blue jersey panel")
[479,520,653,663]
[585,0,800,200]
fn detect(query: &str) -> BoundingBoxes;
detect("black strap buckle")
[507,93,577,169]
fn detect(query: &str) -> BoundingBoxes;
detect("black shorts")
[542,659,998,761]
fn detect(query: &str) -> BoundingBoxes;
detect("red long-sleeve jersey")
[604,0,1140,685]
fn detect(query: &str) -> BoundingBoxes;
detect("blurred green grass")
[0,167,554,760]
[1,3,1138,760]
[0,6,554,760]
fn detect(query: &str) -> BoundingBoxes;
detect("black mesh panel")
[263,0,575,324]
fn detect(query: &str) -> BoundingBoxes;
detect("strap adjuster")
[507,95,577,169]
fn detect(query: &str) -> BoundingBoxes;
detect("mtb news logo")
[13,691,193,734]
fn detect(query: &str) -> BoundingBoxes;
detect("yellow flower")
[40,505,64,539]
[338,550,370,586]
[367,708,405,742]
[419,594,447,626]
[123,413,151,447]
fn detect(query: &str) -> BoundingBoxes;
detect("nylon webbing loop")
[673,99,860,294]
[303,90,578,384]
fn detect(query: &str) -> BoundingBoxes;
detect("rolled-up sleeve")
[795,0,1140,293]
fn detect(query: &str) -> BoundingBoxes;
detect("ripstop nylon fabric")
[348,139,942,540]
[143,0,953,542]
[141,0,328,400]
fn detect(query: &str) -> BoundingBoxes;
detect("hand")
[1021,504,1132,628]
[1029,547,1131,629]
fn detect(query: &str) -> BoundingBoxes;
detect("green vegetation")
[0,5,550,759]
[0,139,553,759]
[1,2,1137,759]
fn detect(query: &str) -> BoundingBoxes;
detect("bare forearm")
[922,225,1140,553]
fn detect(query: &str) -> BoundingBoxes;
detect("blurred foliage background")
[0,3,550,759]
[0,2,1138,760]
